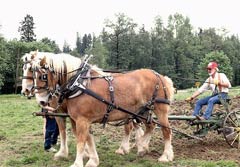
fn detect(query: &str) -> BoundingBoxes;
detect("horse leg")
[115,121,133,155]
[155,105,174,162]
[54,117,68,159]
[70,118,92,167]
[85,133,99,167]
[136,121,155,156]
[70,118,76,136]
[133,122,144,147]
[70,118,90,159]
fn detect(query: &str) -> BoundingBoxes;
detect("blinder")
[40,73,48,82]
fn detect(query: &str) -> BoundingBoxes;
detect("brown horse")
[22,51,144,159]
[32,56,175,167]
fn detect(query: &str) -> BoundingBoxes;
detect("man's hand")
[213,79,219,85]
[185,97,193,102]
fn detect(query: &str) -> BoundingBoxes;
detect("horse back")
[67,69,173,122]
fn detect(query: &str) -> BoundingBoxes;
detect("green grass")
[0,92,239,167]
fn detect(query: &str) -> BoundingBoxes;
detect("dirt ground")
[167,96,240,163]
[94,96,240,164]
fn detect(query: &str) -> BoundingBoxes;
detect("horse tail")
[163,76,174,101]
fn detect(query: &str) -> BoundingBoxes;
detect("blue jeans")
[42,108,59,150]
[192,92,228,120]
[44,117,59,150]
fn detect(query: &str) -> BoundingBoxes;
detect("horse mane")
[36,52,82,80]
[90,65,110,76]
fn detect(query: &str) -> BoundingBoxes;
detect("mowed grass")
[0,89,239,167]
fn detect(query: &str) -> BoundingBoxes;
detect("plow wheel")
[223,110,240,148]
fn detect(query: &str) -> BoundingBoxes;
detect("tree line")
[0,13,239,94]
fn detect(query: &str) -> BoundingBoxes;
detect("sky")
[0,0,240,49]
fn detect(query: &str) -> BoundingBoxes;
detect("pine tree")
[76,32,82,55]
[63,40,71,53]
[18,14,36,42]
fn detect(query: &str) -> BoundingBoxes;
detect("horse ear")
[30,50,38,59]
[31,54,35,60]
[40,56,47,66]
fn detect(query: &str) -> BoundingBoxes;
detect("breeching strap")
[77,86,170,123]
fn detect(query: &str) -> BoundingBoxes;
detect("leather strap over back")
[101,76,115,128]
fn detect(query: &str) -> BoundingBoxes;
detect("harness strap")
[71,86,172,131]
[158,75,168,100]
[146,73,171,106]
[101,76,115,128]
[76,87,153,118]
[155,98,170,104]
[135,73,170,124]
[211,73,223,95]
[218,73,222,92]
[22,76,34,80]
[60,70,171,127]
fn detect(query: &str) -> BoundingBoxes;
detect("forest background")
[0,13,239,94]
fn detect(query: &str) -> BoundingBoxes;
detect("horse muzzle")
[40,101,48,106]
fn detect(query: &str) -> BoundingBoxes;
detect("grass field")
[0,87,239,167]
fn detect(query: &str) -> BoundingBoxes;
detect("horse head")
[32,55,59,107]
[21,51,39,99]
[31,53,85,108]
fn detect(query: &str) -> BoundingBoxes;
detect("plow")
[33,96,240,149]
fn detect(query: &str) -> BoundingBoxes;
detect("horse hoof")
[54,152,68,160]
[85,162,98,167]
[158,156,169,162]
[115,148,125,155]
[85,165,97,167]
[85,158,99,167]
[158,154,173,162]
[70,163,82,167]
[137,150,146,157]
[85,163,98,167]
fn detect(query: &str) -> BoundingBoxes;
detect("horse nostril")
[40,101,47,106]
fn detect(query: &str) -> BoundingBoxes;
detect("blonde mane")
[33,52,82,80]
[31,52,109,85]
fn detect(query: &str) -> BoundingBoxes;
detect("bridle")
[32,63,58,92]
[22,60,35,97]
